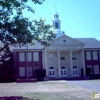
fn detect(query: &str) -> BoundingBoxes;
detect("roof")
[75,38,100,49]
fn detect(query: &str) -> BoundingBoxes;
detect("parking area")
[66,80,100,92]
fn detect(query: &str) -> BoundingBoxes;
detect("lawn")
[0,81,94,100]
[88,79,100,83]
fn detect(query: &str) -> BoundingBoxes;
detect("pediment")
[49,35,85,46]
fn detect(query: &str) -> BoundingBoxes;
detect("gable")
[49,35,85,46]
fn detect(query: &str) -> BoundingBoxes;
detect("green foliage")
[0,46,14,82]
[0,0,56,51]
[0,0,56,81]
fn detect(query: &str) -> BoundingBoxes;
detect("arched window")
[73,66,78,77]
[49,67,55,78]
[61,66,67,77]
[55,22,58,29]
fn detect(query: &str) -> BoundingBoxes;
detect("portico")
[43,36,86,79]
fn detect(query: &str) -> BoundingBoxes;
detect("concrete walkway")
[66,80,100,92]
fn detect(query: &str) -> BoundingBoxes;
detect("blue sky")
[24,0,100,40]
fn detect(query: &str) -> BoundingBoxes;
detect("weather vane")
[55,4,57,13]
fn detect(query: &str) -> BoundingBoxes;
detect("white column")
[70,50,73,77]
[45,50,48,77]
[58,50,61,78]
[82,49,86,77]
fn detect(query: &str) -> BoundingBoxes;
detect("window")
[98,51,100,60]
[92,51,98,60]
[55,22,58,28]
[49,70,54,75]
[72,58,76,60]
[60,57,65,60]
[72,52,77,60]
[49,67,55,77]
[33,52,39,61]
[19,52,25,62]
[73,66,77,74]
[61,66,67,77]
[28,52,32,61]
[28,67,32,76]
[54,14,58,18]
[87,65,92,74]
[49,54,54,60]
[63,40,66,42]
[94,65,99,74]
[73,66,78,77]
[19,67,25,76]
[86,51,91,60]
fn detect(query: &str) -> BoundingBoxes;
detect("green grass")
[0,81,93,100]
[24,92,87,100]
[88,79,100,83]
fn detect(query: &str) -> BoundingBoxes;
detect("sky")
[24,0,100,40]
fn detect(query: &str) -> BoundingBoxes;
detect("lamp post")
[26,42,29,79]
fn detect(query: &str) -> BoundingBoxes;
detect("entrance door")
[73,66,78,77]
[49,67,55,78]
[61,66,67,77]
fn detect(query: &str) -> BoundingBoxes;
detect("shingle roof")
[75,38,100,49]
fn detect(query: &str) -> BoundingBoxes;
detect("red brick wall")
[14,51,42,79]
[84,50,100,76]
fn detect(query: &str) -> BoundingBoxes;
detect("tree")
[0,0,56,82]
[0,46,14,82]
[0,0,56,51]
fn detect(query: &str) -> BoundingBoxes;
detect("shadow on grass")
[0,96,40,100]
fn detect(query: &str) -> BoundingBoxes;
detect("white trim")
[28,67,32,76]
[49,35,85,46]
[19,67,25,76]
[49,67,55,78]
[73,67,78,77]
[60,67,67,77]
[33,52,39,61]
[13,49,42,52]
[19,52,25,62]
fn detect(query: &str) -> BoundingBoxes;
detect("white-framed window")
[94,65,99,74]
[33,52,39,61]
[49,54,54,60]
[49,67,55,77]
[60,57,65,60]
[99,51,100,60]
[61,66,67,77]
[28,52,32,61]
[86,51,91,60]
[19,67,25,76]
[73,66,78,77]
[87,65,92,74]
[92,51,98,60]
[72,52,77,60]
[19,52,25,62]
[28,67,32,76]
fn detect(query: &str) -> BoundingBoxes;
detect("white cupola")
[53,12,61,34]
